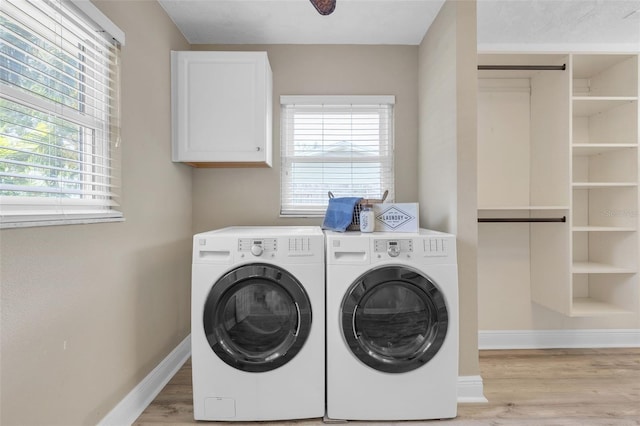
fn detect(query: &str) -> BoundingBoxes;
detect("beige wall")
[0,1,192,425]
[418,0,479,376]
[1,2,482,423]
[189,44,419,232]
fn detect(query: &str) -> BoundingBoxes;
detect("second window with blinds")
[280,95,395,217]
[0,0,123,228]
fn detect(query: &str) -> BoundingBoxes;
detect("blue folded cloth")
[322,197,362,232]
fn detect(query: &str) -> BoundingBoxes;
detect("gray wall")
[0,1,193,424]
[0,1,482,423]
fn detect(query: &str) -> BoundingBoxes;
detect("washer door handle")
[294,302,301,336]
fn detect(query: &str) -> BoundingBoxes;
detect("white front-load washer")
[191,226,324,421]
[325,229,459,421]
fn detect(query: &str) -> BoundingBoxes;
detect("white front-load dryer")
[325,229,458,421]
[191,226,325,421]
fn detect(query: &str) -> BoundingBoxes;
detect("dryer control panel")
[373,239,413,259]
[372,237,449,259]
[238,238,277,257]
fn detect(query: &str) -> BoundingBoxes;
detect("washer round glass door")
[341,265,448,373]
[204,263,312,372]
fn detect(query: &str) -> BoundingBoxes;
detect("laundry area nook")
[1,0,639,425]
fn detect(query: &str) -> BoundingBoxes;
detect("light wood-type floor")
[134,348,640,425]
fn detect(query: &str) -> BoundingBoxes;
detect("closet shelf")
[572,144,638,156]
[478,206,569,211]
[572,97,637,117]
[572,96,638,101]
[570,298,633,317]
[572,226,637,232]
[572,261,636,274]
[479,216,566,223]
[572,182,638,189]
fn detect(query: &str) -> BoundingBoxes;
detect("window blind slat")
[0,43,116,115]
[1,134,119,168]
[0,168,119,192]
[2,2,117,98]
[0,183,117,197]
[0,56,116,115]
[0,111,119,172]
[0,33,115,113]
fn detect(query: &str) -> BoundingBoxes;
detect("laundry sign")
[372,203,419,233]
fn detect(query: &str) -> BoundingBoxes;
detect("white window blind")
[280,95,395,216]
[0,0,123,228]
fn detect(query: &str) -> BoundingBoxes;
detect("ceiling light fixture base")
[310,0,336,15]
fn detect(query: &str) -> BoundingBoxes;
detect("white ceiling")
[158,0,640,51]
[478,0,640,52]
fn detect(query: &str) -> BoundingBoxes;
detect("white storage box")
[372,203,419,233]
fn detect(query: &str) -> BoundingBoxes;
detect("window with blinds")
[0,0,123,228]
[280,95,395,216]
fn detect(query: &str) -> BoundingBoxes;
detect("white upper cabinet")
[171,51,273,167]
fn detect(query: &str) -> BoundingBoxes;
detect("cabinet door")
[171,51,272,167]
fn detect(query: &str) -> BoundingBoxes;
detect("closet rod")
[478,216,567,223]
[478,64,566,71]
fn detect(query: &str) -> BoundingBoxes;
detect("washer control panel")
[238,238,277,257]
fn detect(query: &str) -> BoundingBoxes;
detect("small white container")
[359,205,374,233]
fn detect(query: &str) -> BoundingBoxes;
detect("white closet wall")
[478,80,534,328]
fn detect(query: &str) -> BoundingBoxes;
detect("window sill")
[1,215,125,230]
[279,213,325,219]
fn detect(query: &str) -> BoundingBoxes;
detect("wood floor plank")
[133,348,640,425]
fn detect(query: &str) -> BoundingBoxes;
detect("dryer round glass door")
[341,265,448,373]
[203,263,312,372]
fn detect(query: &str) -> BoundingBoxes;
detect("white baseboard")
[457,375,488,403]
[479,329,640,350]
[98,334,191,426]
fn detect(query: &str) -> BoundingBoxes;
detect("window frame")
[0,0,125,229]
[280,95,395,217]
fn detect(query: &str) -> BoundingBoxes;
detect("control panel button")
[387,241,401,257]
[424,238,447,257]
[250,243,263,256]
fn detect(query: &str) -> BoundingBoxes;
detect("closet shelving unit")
[477,53,639,318]
[570,54,639,316]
